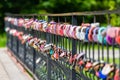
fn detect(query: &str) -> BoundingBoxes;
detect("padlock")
[114,69,120,80]
[99,64,115,79]
[40,44,45,52]
[59,24,64,36]
[88,26,96,42]
[5,27,10,32]
[84,59,92,71]
[26,19,34,29]
[18,18,24,27]
[106,27,118,45]
[76,52,85,61]
[80,27,87,40]
[43,43,53,52]
[69,55,74,64]
[92,61,100,71]
[97,27,106,44]
[75,64,80,73]
[67,25,72,37]
[72,26,77,39]
[18,32,23,40]
[85,27,90,41]
[69,26,75,38]
[92,27,99,42]
[91,23,99,27]
[75,27,81,40]
[60,51,66,57]
[53,51,59,60]
[78,60,85,67]
[115,28,120,45]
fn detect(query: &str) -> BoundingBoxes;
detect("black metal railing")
[5,10,120,80]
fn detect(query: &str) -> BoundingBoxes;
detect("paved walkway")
[0,48,31,80]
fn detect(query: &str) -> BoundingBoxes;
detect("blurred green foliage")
[0,33,6,47]
[0,0,120,33]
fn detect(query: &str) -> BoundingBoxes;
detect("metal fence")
[5,10,120,80]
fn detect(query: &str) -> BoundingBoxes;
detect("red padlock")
[88,26,96,42]
[114,69,120,80]
[115,28,120,45]
[84,59,92,71]
[78,60,84,66]
[53,52,59,59]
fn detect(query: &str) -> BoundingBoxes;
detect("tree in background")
[0,0,120,33]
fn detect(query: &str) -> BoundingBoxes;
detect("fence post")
[31,29,36,80]
[71,15,77,80]
[46,16,51,80]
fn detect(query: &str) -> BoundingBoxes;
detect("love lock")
[59,24,64,36]
[80,27,87,40]
[85,27,90,41]
[60,51,67,57]
[53,51,59,60]
[63,24,68,37]
[99,64,115,79]
[97,27,106,44]
[69,26,75,38]
[75,27,81,40]
[76,52,85,61]
[72,26,78,39]
[42,21,47,32]
[49,49,54,55]
[114,69,120,80]
[43,43,53,52]
[28,38,35,46]
[92,61,100,77]
[18,18,24,27]
[115,28,120,45]
[69,55,74,64]
[92,27,99,42]
[106,27,118,45]
[84,59,92,71]
[29,20,35,29]
[78,60,85,67]
[88,26,96,42]
[5,27,10,32]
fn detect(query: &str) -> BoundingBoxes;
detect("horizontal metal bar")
[5,9,120,17]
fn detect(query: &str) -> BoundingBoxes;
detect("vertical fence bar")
[46,16,51,80]
[92,15,96,60]
[118,14,120,74]
[112,38,115,64]
[71,15,77,80]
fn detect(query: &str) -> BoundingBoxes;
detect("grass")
[103,58,120,65]
[0,33,7,47]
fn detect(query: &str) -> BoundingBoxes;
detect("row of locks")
[5,26,120,80]
[5,17,120,45]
